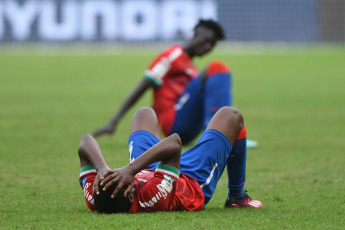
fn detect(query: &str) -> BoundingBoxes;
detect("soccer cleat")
[224,192,263,209]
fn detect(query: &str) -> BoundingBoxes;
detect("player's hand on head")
[93,169,112,195]
[101,167,135,198]
[92,122,116,137]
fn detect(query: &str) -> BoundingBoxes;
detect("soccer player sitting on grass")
[92,19,257,148]
[79,107,262,213]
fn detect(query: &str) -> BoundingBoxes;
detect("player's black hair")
[194,19,225,40]
[94,182,132,214]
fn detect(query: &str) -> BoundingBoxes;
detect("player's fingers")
[101,171,116,184]
[93,179,100,195]
[102,170,113,178]
[101,175,114,187]
[124,183,134,197]
[111,182,123,198]
[103,176,120,191]
[93,173,104,195]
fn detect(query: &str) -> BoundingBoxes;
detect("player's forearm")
[78,133,110,172]
[109,79,151,125]
[109,92,140,124]
[126,133,182,175]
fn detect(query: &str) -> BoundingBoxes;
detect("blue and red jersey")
[144,45,198,135]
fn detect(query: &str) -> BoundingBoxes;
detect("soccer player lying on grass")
[79,107,262,213]
[92,19,257,148]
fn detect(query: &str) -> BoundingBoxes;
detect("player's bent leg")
[169,76,204,144]
[223,120,262,209]
[170,62,231,145]
[130,107,162,140]
[202,62,258,149]
[206,106,243,146]
[205,107,262,208]
[128,107,161,169]
[202,61,232,128]
[179,128,232,205]
[178,107,242,205]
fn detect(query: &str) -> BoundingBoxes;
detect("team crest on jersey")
[159,174,175,193]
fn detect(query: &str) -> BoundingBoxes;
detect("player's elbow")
[78,133,93,154]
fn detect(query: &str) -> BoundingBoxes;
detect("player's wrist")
[96,162,110,172]
[125,163,137,176]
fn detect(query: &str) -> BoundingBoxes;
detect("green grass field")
[0,46,344,229]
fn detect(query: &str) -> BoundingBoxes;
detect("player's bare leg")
[205,106,242,146]
[206,106,262,208]
[130,107,162,140]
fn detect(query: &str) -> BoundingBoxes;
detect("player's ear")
[128,192,135,204]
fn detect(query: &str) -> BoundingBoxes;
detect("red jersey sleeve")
[144,45,184,87]
[79,165,97,212]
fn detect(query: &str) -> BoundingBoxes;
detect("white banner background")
[0,0,217,41]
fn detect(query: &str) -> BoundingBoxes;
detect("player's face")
[192,27,218,56]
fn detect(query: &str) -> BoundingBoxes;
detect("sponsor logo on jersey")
[160,174,175,193]
[137,178,147,182]
[138,174,175,208]
[151,58,170,79]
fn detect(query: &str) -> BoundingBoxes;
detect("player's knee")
[218,106,244,129]
[134,107,156,119]
[206,61,230,77]
[136,107,154,114]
